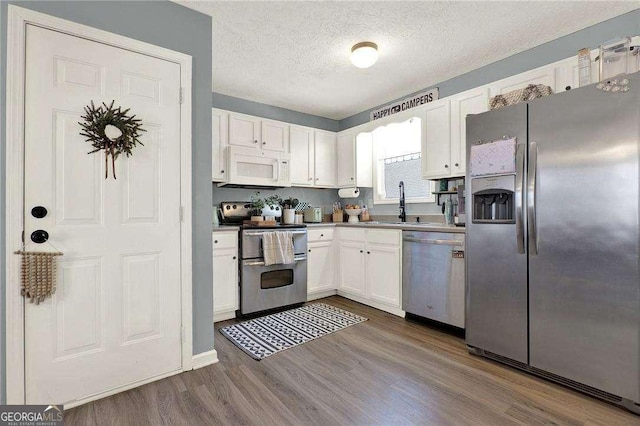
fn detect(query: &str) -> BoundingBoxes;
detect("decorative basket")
[490,84,553,110]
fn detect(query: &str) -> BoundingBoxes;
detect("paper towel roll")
[338,187,360,198]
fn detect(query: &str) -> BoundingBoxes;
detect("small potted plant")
[263,194,283,219]
[282,198,299,224]
[249,191,265,221]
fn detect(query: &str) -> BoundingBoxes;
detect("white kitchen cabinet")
[355,132,373,188]
[212,109,228,182]
[229,112,261,148]
[338,241,367,296]
[229,113,289,152]
[489,64,557,99]
[213,231,238,322]
[449,87,489,177]
[367,243,401,307]
[337,130,356,187]
[314,130,337,187]
[261,119,288,152]
[337,228,402,315]
[421,99,452,179]
[290,125,315,186]
[307,227,336,300]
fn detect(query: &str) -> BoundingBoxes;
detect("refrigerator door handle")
[515,143,526,254]
[528,141,538,255]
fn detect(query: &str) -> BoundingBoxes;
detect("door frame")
[5,5,194,405]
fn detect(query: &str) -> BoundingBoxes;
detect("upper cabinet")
[212,109,228,182]
[355,132,373,188]
[489,65,557,99]
[228,112,260,148]
[314,130,337,188]
[421,99,452,179]
[261,119,289,152]
[337,130,355,187]
[290,125,315,186]
[228,112,288,152]
[449,86,489,177]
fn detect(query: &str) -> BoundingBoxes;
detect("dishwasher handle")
[403,236,463,246]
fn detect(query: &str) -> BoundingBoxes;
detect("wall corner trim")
[192,349,219,370]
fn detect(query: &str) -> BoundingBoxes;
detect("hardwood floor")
[66,296,640,425]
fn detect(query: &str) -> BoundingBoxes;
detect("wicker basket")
[490,84,553,110]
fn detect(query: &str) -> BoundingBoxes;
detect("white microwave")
[222,146,291,187]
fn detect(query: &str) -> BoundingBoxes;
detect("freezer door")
[528,75,640,402]
[465,103,529,363]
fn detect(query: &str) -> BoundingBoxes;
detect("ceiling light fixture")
[350,42,378,69]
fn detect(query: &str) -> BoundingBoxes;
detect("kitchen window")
[370,116,435,204]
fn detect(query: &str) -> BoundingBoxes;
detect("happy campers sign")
[370,88,439,121]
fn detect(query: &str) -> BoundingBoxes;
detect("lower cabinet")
[307,227,337,300]
[213,231,239,322]
[337,228,403,316]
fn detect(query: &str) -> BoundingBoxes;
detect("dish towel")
[262,231,294,266]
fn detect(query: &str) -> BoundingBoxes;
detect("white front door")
[24,24,183,405]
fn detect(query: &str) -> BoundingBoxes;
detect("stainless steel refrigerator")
[465,72,640,413]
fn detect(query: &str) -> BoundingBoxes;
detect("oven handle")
[243,230,307,236]
[243,255,307,266]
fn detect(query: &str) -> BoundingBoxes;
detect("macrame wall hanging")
[14,250,63,304]
[79,100,146,179]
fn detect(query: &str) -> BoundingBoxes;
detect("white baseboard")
[336,291,406,317]
[192,349,219,370]
[307,289,338,301]
[214,310,237,323]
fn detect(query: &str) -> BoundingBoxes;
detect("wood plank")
[65,296,640,425]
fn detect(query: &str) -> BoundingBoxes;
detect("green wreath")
[79,100,146,179]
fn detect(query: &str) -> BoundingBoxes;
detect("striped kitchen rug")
[219,303,367,360]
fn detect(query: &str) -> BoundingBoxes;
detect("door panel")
[367,244,400,307]
[229,113,259,147]
[338,242,365,296]
[307,241,335,294]
[465,103,528,363]
[290,126,314,186]
[24,25,183,405]
[528,78,640,401]
[422,99,452,179]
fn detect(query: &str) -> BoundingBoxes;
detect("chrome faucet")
[399,181,406,222]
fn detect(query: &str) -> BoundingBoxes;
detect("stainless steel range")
[219,202,308,316]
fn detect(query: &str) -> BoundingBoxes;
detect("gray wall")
[213,92,339,132]
[340,8,640,130]
[1,0,213,403]
[213,186,340,215]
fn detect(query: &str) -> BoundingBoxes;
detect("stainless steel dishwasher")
[402,231,465,328]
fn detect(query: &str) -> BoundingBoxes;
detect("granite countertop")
[305,222,466,233]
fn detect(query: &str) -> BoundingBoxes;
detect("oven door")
[241,256,308,315]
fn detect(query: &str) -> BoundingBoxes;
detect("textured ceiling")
[176,1,638,120]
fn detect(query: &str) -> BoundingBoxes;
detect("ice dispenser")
[471,175,515,223]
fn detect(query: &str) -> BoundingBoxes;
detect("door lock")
[31,206,48,218]
[31,230,49,244]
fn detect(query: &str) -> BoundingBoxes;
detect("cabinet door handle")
[350,177,354,180]
[308,177,313,181]
[262,141,266,145]
[315,178,319,180]
[232,256,236,260]
[253,140,258,144]
[320,234,324,237]
[367,251,370,254]
[359,250,363,253]
[454,163,459,167]
[444,164,449,168]
[214,240,218,244]
[221,170,225,174]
